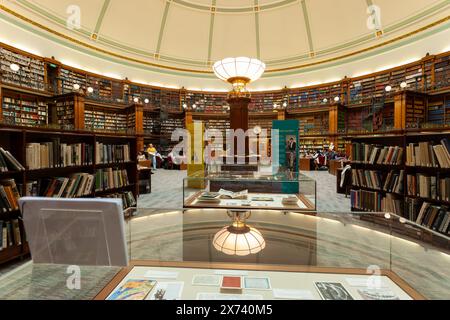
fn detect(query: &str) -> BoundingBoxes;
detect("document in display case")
[183,171,316,212]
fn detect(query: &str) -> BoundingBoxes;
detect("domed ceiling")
[0,0,448,86]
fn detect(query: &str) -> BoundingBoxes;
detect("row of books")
[405,139,450,168]
[95,168,130,191]
[25,173,95,198]
[95,143,131,164]
[352,169,404,194]
[103,191,137,210]
[25,141,94,169]
[352,143,403,165]
[406,174,449,202]
[0,148,25,172]
[414,202,450,234]
[0,219,22,250]
[0,179,20,213]
[351,189,402,215]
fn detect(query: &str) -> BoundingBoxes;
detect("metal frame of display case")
[183,172,317,212]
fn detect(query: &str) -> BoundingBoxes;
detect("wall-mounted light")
[385,85,392,92]
[273,103,278,109]
[323,98,328,103]
[282,102,288,108]
[192,104,197,110]
[10,63,20,72]
[334,96,340,102]
[73,83,80,90]
[144,98,149,104]
[182,103,187,109]
[87,87,94,93]
[133,97,139,103]
[400,82,407,89]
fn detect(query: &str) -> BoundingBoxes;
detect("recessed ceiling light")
[10,63,20,72]
[87,87,94,93]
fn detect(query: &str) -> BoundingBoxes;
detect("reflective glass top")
[0,209,448,300]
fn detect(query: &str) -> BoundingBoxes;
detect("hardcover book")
[107,279,156,300]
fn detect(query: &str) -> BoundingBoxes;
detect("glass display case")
[0,209,448,300]
[183,171,316,212]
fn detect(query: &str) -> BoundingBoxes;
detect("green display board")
[272,120,299,193]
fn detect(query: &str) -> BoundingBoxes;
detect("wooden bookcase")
[0,126,139,265]
[348,130,450,237]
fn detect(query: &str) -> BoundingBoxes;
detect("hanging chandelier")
[213,57,266,98]
[213,211,266,256]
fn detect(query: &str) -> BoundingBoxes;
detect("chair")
[315,155,327,170]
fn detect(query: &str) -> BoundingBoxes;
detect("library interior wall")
[0,17,449,91]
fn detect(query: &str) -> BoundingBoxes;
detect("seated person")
[137,151,146,161]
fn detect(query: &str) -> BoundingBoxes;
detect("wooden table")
[299,158,313,171]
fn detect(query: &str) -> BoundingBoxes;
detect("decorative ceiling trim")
[171,0,299,14]
[93,0,111,37]
[207,0,216,65]
[300,0,314,57]
[7,0,449,69]
[0,3,448,76]
[155,0,172,57]
[254,0,261,59]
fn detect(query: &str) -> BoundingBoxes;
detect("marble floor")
[0,169,349,275]
[138,169,351,212]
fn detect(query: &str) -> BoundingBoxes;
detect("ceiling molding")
[155,0,172,57]
[300,0,314,57]
[255,0,261,59]
[0,1,448,77]
[92,0,111,37]
[207,0,216,65]
[171,0,300,14]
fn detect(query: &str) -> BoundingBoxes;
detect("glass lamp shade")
[213,225,266,256]
[213,57,266,84]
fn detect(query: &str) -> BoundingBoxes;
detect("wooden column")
[73,93,85,130]
[135,104,144,135]
[329,104,339,134]
[134,104,144,152]
[394,91,406,130]
[227,97,251,162]
[277,109,286,120]
[228,97,250,133]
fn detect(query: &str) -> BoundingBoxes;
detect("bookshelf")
[60,68,87,94]
[0,46,46,91]
[349,131,450,236]
[0,126,139,265]
[84,102,135,134]
[1,88,48,127]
